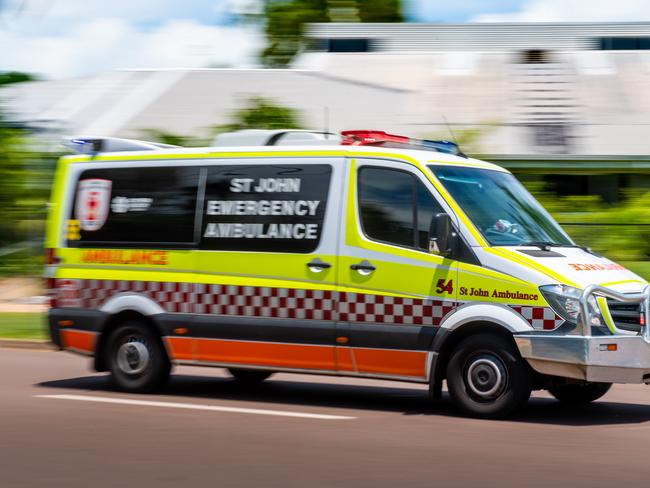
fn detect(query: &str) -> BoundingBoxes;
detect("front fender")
[427,302,534,388]
[440,302,533,334]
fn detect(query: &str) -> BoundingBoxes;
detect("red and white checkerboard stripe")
[56,279,455,325]
[338,292,455,326]
[509,305,564,330]
[54,278,561,329]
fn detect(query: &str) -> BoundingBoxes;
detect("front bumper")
[514,284,650,384]
[515,333,650,383]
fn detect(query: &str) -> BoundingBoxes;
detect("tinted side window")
[68,166,200,247]
[358,168,415,247]
[200,164,331,253]
[358,167,444,250]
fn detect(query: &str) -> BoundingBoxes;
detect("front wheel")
[548,382,612,404]
[446,334,532,419]
[107,322,171,393]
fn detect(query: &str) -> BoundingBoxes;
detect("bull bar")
[514,284,650,384]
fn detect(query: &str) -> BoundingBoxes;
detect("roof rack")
[64,137,179,154]
[340,130,466,157]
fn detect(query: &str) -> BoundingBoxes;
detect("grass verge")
[0,312,46,340]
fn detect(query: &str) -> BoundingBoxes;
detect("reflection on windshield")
[429,165,572,246]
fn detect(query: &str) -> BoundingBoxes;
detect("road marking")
[34,394,357,420]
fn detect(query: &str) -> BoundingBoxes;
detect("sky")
[3,0,650,79]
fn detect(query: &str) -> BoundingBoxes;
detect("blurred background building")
[4,21,650,202]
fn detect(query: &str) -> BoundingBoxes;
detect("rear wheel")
[107,322,171,393]
[446,333,532,419]
[228,368,273,384]
[548,382,612,404]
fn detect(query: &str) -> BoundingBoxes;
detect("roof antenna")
[442,115,457,145]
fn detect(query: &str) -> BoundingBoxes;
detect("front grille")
[607,298,643,332]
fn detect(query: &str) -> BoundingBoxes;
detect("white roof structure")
[1,69,410,143]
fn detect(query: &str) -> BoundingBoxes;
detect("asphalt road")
[3,349,650,488]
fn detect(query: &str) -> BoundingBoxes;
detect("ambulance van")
[46,130,650,418]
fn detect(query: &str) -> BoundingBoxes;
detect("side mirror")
[429,213,454,257]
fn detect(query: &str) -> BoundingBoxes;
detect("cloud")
[0,0,263,79]
[472,0,650,22]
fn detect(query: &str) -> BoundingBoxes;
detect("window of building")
[358,167,444,251]
[328,38,371,52]
[68,166,201,248]
[598,37,650,50]
[200,164,332,253]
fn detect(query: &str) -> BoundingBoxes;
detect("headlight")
[539,284,601,325]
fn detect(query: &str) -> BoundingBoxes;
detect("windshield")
[429,165,573,246]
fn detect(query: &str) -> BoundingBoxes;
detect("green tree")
[216,96,304,132]
[357,0,403,22]
[0,71,38,87]
[261,0,328,68]
[0,113,29,246]
[258,0,403,67]
[141,97,304,148]
[0,103,59,275]
[139,129,210,148]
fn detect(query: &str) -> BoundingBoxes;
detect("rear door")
[191,157,343,372]
[336,158,459,381]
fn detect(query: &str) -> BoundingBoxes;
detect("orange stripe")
[335,346,355,372]
[164,337,195,361]
[194,339,337,371]
[60,329,96,353]
[352,348,427,378]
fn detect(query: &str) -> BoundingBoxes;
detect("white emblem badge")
[75,179,112,232]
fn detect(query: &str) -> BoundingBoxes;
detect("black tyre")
[228,368,273,383]
[548,382,612,404]
[446,333,532,419]
[107,322,171,393]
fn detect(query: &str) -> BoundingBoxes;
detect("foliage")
[215,96,304,132]
[261,0,328,68]
[139,129,211,148]
[258,0,403,67]
[356,0,403,22]
[526,184,650,263]
[142,96,305,147]
[0,114,31,246]
[0,71,38,87]
[0,107,57,276]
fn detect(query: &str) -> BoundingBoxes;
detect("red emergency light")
[340,130,409,146]
[340,129,466,157]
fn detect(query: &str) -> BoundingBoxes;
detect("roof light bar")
[340,130,408,146]
[63,137,179,154]
[340,130,465,157]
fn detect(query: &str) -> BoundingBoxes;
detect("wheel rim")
[465,353,508,401]
[116,338,150,376]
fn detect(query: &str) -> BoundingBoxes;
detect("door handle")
[350,260,376,275]
[307,258,331,272]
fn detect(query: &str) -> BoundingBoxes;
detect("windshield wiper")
[517,241,564,250]
[516,241,595,254]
